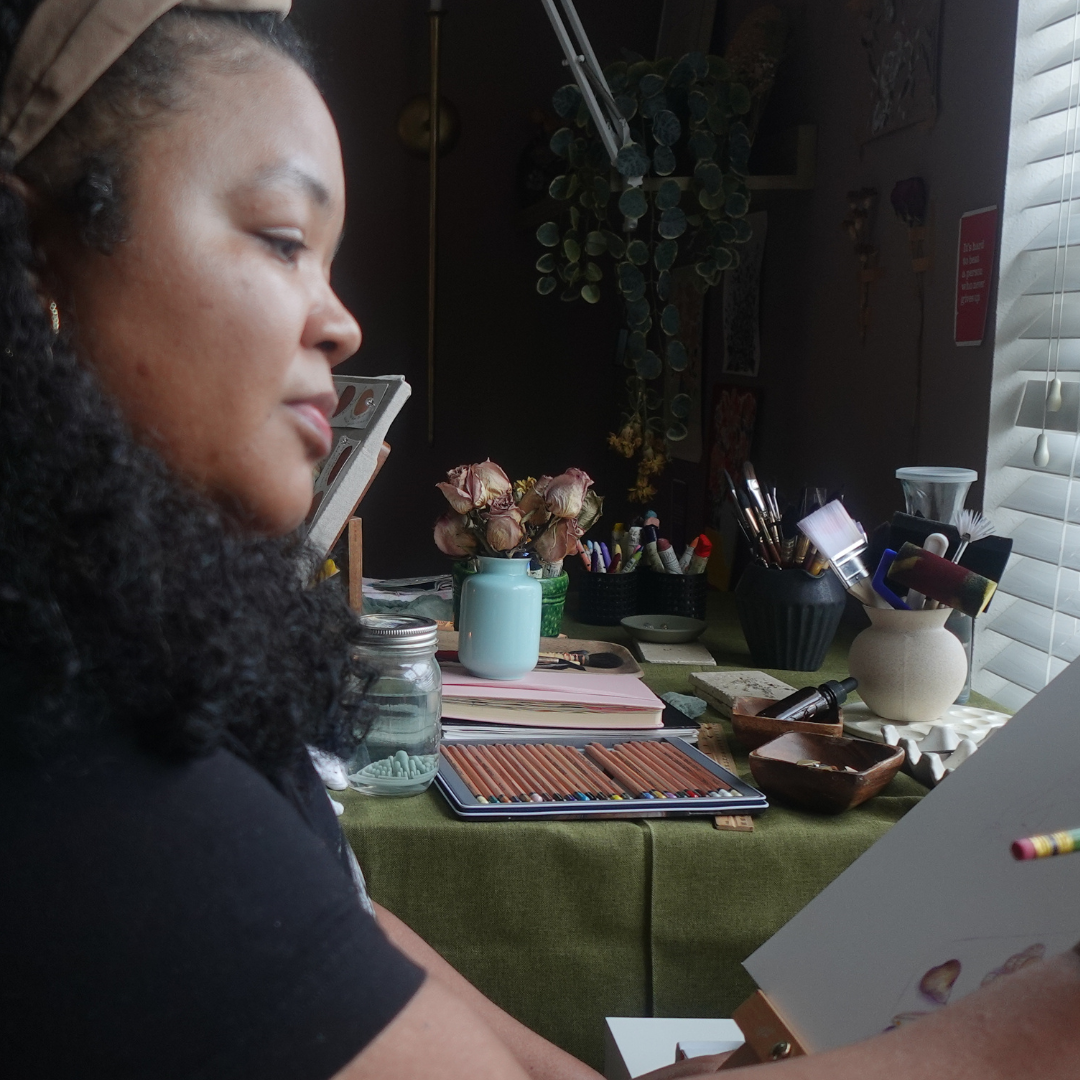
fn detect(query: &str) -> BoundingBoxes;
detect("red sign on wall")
[955,206,999,346]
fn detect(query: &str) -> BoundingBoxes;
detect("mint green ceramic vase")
[458,557,542,680]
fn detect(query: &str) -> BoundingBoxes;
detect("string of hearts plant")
[534,44,778,502]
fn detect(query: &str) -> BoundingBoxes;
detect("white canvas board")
[744,657,1080,1051]
[603,1017,743,1080]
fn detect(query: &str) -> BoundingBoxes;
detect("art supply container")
[733,562,847,670]
[577,571,638,625]
[895,467,977,523]
[347,615,442,797]
[458,556,542,680]
[945,609,974,705]
[539,570,569,636]
[638,569,708,620]
[847,606,967,723]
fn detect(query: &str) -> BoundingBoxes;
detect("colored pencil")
[613,745,679,797]
[501,743,556,801]
[442,745,496,804]
[586,743,660,798]
[634,741,717,796]
[538,744,600,799]
[554,745,627,799]
[461,745,521,803]
[625,742,700,796]
[652,741,734,792]
[474,745,531,802]
[521,743,580,800]
[550,744,621,799]
[487,744,544,803]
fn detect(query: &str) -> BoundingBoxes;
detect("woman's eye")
[261,232,306,263]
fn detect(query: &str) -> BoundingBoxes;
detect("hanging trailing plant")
[536,34,782,503]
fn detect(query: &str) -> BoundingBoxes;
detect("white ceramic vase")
[847,606,967,723]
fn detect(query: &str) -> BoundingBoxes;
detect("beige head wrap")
[0,0,292,162]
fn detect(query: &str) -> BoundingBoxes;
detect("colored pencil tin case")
[435,735,768,820]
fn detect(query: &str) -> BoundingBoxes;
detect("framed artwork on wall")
[853,0,942,140]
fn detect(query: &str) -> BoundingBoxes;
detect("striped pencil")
[1012,828,1080,860]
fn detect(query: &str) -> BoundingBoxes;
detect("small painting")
[853,0,942,140]
[706,383,760,528]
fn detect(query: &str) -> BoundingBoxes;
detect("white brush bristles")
[798,500,863,561]
[952,508,996,545]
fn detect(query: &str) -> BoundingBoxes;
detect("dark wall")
[299,0,662,577]
[707,0,1017,533]
[297,0,1018,576]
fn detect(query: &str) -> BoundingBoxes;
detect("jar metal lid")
[357,614,439,650]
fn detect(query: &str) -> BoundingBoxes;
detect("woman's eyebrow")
[251,162,331,207]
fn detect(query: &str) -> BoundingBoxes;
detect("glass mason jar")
[346,614,442,797]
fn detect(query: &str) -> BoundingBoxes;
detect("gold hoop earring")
[48,300,59,335]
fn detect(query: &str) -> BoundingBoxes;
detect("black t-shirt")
[0,732,425,1079]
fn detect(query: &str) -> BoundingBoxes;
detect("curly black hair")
[0,4,373,770]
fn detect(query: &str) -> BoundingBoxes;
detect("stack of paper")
[440,667,664,729]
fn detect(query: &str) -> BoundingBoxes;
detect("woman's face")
[43,49,361,535]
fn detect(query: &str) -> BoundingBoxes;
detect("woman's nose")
[305,288,362,367]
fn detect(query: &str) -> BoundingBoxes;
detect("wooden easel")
[717,991,808,1070]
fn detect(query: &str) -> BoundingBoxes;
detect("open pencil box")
[435,734,768,820]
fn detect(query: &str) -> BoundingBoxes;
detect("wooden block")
[717,991,807,1070]
[347,517,363,613]
[698,723,754,833]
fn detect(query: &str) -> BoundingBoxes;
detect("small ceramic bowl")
[620,614,707,643]
[730,696,844,751]
[748,732,904,814]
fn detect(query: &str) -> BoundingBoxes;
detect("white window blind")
[980,0,1080,710]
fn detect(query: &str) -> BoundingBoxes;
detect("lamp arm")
[539,0,638,183]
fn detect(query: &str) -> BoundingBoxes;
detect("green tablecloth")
[338,593,945,1069]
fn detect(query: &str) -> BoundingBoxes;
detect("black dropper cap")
[821,677,858,707]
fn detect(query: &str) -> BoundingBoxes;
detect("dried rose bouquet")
[434,460,603,575]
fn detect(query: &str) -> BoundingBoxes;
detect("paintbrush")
[744,462,782,547]
[798,500,889,607]
[951,508,996,564]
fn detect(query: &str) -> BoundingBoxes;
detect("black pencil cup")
[638,570,708,620]
[734,562,847,671]
[576,571,639,625]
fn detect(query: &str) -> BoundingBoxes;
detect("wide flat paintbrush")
[798,500,889,607]
[887,542,998,618]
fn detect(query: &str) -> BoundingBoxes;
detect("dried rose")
[534,517,583,563]
[486,507,525,552]
[518,476,553,525]
[433,511,478,557]
[543,468,593,519]
[919,959,961,1005]
[437,459,512,513]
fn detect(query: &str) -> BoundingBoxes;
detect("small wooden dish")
[730,696,844,751]
[748,732,904,814]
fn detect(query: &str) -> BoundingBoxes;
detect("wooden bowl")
[730,696,844,751]
[748,732,905,814]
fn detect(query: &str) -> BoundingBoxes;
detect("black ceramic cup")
[638,569,708,620]
[734,562,846,671]
[577,571,638,625]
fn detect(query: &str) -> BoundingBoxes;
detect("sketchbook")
[304,375,411,557]
[440,667,665,729]
[743,658,1080,1052]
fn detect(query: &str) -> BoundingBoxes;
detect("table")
[337,593,939,1069]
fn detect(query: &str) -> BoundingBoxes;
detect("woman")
[2,4,1079,1080]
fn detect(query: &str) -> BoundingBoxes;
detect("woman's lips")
[287,400,334,458]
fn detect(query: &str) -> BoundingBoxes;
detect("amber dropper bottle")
[756,677,858,722]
